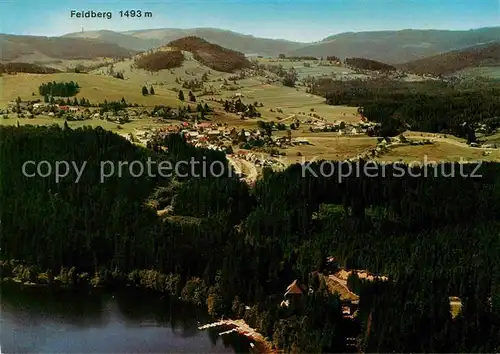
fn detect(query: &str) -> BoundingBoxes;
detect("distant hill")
[288,27,500,64]
[398,42,500,76]
[64,28,306,57]
[167,36,251,72]
[0,62,61,74]
[1,34,137,61]
[10,26,500,64]
[345,58,396,71]
[62,30,160,51]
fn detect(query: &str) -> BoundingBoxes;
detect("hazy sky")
[1,0,499,42]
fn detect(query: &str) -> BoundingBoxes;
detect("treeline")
[44,95,91,107]
[278,54,318,61]
[345,57,396,71]
[399,43,500,76]
[168,36,251,73]
[359,90,500,138]
[135,50,185,71]
[1,126,500,352]
[39,81,80,97]
[326,56,340,62]
[0,62,61,74]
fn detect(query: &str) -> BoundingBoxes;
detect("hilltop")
[0,62,61,74]
[166,36,251,72]
[0,34,137,62]
[398,42,500,76]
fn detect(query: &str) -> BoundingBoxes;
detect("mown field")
[282,135,378,163]
[376,142,500,163]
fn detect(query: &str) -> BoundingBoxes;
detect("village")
[1,96,381,180]
[5,91,499,186]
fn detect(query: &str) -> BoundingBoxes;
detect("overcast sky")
[1,0,499,42]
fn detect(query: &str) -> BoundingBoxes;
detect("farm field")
[0,115,178,134]
[281,135,378,164]
[376,142,500,163]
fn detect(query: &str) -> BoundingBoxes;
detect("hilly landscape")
[2,21,500,354]
[40,26,500,64]
[288,27,500,63]
[133,36,250,72]
[0,34,137,62]
[398,42,500,76]
[64,27,306,56]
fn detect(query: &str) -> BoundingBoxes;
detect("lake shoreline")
[1,280,253,353]
[0,262,273,353]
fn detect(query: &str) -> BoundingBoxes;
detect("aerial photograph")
[1,0,500,352]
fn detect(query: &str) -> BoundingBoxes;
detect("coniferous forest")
[309,78,500,138]
[1,124,500,353]
[38,81,80,97]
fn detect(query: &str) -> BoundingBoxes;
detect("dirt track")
[227,155,258,183]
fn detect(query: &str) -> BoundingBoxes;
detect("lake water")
[0,283,250,353]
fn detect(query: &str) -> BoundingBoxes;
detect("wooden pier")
[198,319,276,353]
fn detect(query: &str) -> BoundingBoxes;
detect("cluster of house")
[6,100,87,117]
[149,122,238,152]
[308,119,379,135]
[150,121,296,153]
[231,150,287,169]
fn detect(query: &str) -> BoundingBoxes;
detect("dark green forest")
[310,78,500,138]
[39,81,80,97]
[344,57,396,71]
[1,125,500,352]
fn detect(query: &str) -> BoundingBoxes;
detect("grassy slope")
[0,73,181,106]
[211,77,361,123]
